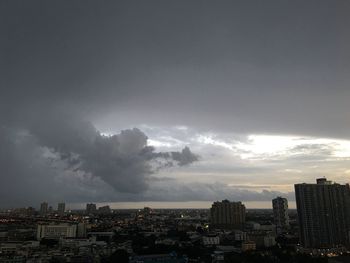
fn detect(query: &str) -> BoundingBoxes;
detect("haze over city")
[2,0,350,209]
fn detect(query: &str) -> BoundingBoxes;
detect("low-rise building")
[264,235,276,247]
[202,235,220,246]
[36,224,77,240]
[233,230,247,241]
[242,241,256,252]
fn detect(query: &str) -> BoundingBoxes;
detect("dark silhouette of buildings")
[210,200,245,230]
[272,196,289,234]
[40,202,48,216]
[86,203,97,215]
[98,205,111,214]
[295,178,350,248]
[57,202,65,216]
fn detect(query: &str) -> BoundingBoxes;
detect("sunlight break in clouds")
[235,135,350,159]
[193,133,350,159]
[135,126,350,198]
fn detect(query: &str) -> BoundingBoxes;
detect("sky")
[1,0,350,209]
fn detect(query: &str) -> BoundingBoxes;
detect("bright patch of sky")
[99,125,350,199]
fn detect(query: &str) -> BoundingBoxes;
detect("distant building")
[202,235,220,246]
[242,241,256,251]
[98,205,111,214]
[247,231,274,248]
[295,178,350,248]
[210,200,246,230]
[245,221,260,230]
[57,203,65,216]
[8,229,35,241]
[77,223,87,238]
[86,203,97,215]
[36,223,77,240]
[264,235,277,248]
[40,202,48,216]
[26,207,36,216]
[87,232,114,243]
[141,207,153,216]
[272,197,289,234]
[0,242,23,254]
[233,230,247,241]
[130,252,187,263]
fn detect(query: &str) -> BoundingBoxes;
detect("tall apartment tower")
[57,203,65,216]
[86,203,97,215]
[40,202,48,216]
[210,200,246,230]
[272,197,289,234]
[295,178,350,248]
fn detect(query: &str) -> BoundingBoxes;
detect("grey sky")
[1,0,350,208]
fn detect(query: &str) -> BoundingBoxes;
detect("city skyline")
[2,0,350,208]
[7,176,347,210]
[2,178,350,260]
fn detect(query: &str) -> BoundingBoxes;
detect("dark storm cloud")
[170,147,199,166]
[1,0,350,205]
[1,1,204,205]
[154,147,199,167]
[0,119,198,206]
[2,0,350,138]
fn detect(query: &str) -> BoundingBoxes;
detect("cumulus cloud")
[154,146,199,167]
[170,147,199,166]
[0,111,198,206]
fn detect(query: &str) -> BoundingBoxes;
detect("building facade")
[98,205,111,214]
[242,241,256,251]
[202,235,220,246]
[40,202,48,216]
[86,203,97,215]
[272,196,289,234]
[57,203,65,216]
[295,178,350,248]
[210,200,246,230]
[36,224,77,240]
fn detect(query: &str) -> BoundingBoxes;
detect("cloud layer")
[2,1,350,207]
[0,113,198,206]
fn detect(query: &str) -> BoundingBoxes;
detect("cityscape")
[3,0,350,262]
[1,178,350,262]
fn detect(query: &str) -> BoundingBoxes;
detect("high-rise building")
[40,202,48,216]
[272,197,289,234]
[86,203,97,215]
[98,205,111,214]
[295,178,350,248]
[210,200,246,230]
[57,203,65,216]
